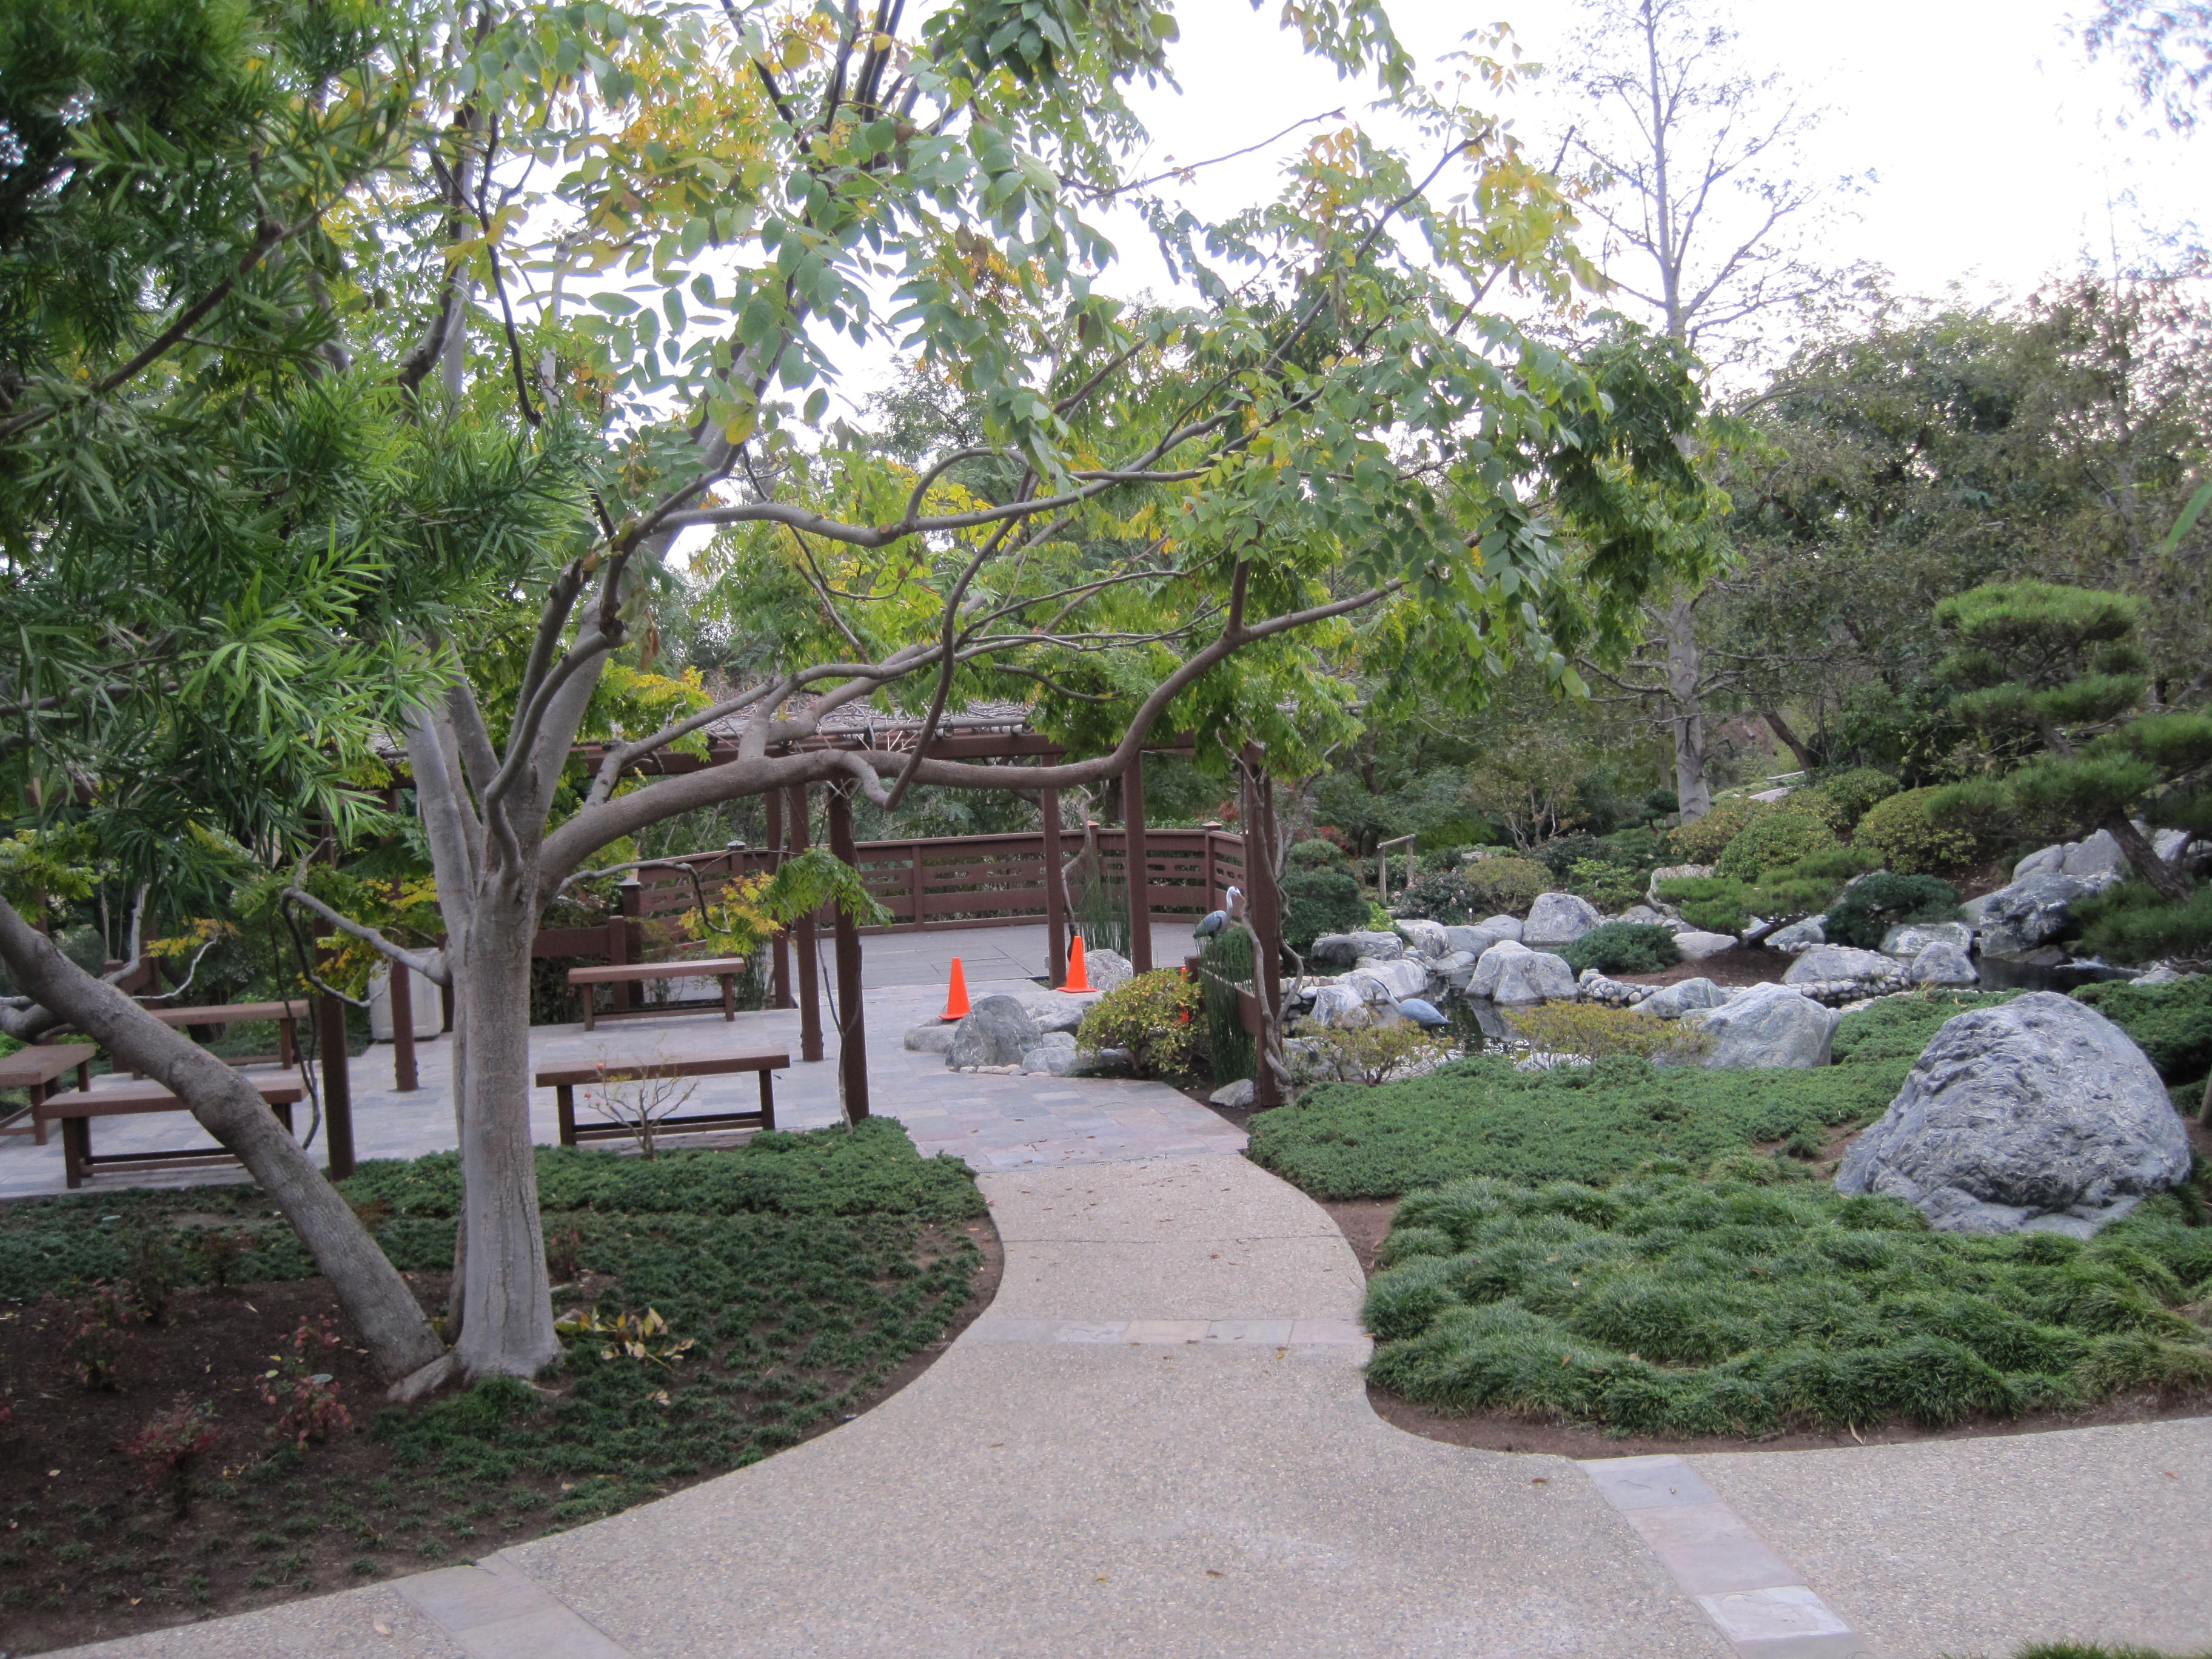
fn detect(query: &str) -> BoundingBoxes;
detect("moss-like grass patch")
[0,1119,988,1652]
[1363,1162,2212,1438]
[1248,991,2034,1201]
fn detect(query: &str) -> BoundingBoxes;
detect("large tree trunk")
[449,881,560,1379]
[1664,594,1713,820]
[0,897,447,1381]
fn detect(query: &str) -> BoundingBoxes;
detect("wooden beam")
[1125,749,1151,974]
[825,785,870,1121]
[788,783,822,1063]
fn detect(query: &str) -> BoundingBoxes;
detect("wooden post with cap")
[825,783,870,1119]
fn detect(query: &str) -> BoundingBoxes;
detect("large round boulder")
[1962,873,2105,959]
[1635,976,1730,1020]
[1835,992,2190,1235]
[1523,892,1603,947]
[1687,982,1840,1069]
[1467,940,1577,1004]
[1782,945,1896,987]
[946,994,1043,1068]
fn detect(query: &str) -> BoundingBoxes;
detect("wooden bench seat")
[142,1000,305,1067]
[566,957,752,1031]
[534,1050,786,1147]
[39,1078,305,1189]
[0,1042,96,1148]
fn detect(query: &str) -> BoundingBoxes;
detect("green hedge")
[2073,976,2212,1085]
[1560,922,1681,976]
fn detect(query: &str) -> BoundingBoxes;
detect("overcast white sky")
[1092,0,2202,330]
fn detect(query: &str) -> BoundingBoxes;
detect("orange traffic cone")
[941,957,971,1022]
[1059,934,1091,993]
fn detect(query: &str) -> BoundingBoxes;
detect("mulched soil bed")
[0,1216,1000,1654]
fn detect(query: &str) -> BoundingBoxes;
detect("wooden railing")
[532,827,1247,964]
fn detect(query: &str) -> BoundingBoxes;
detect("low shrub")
[1566,858,1645,913]
[1504,1003,1712,1064]
[1198,928,1258,1086]
[1285,839,1351,871]
[1800,767,1901,831]
[1247,1043,1912,1201]
[1361,1169,2212,1435]
[1302,1024,1452,1086]
[1664,799,1768,864]
[1826,989,2022,1066]
[1460,857,1550,917]
[1823,873,1959,950]
[1392,868,1475,925]
[1714,810,1837,881]
[2070,880,2212,966]
[2073,976,2212,1084]
[1653,873,1750,935]
[1076,968,1204,1079]
[1559,922,1681,976]
[1281,866,1369,954]
[1853,786,1985,876]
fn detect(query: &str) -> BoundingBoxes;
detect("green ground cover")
[1248,991,2028,1200]
[0,1119,986,1631]
[1364,1163,2212,1436]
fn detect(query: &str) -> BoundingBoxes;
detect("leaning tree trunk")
[2103,813,2194,904]
[1665,594,1714,820]
[0,897,447,1381]
[448,878,560,1380]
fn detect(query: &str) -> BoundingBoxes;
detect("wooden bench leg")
[274,1101,295,1137]
[26,1080,48,1148]
[62,1116,89,1189]
[557,1084,578,1147]
[721,973,736,1021]
[278,1019,296,1068]
[758,1070,775,1132]
[580,988,595,1033]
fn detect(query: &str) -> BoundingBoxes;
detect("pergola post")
[765,788,792,1010]
[1125,749,1151,974]
[825,784,870,1121]
[387,949,418,1093]
[1041,786,1066,986]
[787,783,823,1062]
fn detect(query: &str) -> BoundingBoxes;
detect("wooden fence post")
[313,828,355,1178]
[765,789,792,1009]
[826,785,870,1119]
[1041,787,1065,986]
[1241,747,1284,1110]
[1125,749,1151,973]
[788,783,823,1062]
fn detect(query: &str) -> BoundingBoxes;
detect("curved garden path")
[54,956,2212,1658]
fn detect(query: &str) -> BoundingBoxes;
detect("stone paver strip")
[394,1563,634,1659]
[1582,1455,1872,1658]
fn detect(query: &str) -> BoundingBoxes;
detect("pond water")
[1973,955,2139,994]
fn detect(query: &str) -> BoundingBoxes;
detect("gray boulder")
[1021,1032,1081,1076]
[1307,934,1361,970]
[2011,843,2066,880]
[1209,1078,1255,1109]
[1475,914,1525,941]
[1444,920,1518,959]
[1766,916,1826,953]
[1523,891,1604,947]
[1021,995,1091,1034]
[1909,940,1980,987]
[1836,993,2190,1235]
[1636,976,1730,1019]
[1671,930,1738,960]
[1880,921,1974,959]
[1434,949,1481,990]
[1467,940,1578,1004]
[947,995,1043,1068]
[1398,919,1450,960]
[1689,982,1840,1069]
[1307,984,1371,1027]
[1345,930,1406,960]
[1615,905,1664,926]
[1966,873,2104,959]
[1784,945,1897,986]
[1084,948,1136,992]
[903,1019,956,1053]
[1347,959,1429,1002]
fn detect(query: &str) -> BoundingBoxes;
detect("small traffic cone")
[1059,934,1091,993]
[941,957,971,1022]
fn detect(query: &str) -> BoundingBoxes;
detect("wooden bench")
[38,1078,305,1189]
[0,1042,96,1148]
[566,958,751,1031]
[535,1050,786,1147]
[142,1000,305,1067]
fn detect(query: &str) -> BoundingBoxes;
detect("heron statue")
[1193,884,1245,940]
[1397,997,1450,1030]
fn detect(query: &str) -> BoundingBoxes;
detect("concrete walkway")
[21,925,2212,1658]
